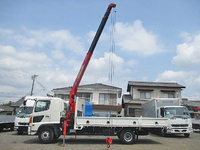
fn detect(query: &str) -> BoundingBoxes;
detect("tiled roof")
[182,100,200,107]
[122,94,148,105]
[10,97,25,107]
[0,106,14,111]
[53,83,122,92]
[127,81,185,92]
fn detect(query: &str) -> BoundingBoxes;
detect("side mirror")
[23,100,27,106]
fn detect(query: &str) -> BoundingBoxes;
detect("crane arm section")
[69,3,116,112]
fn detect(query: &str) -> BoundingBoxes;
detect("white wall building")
[122,81,186,117]
[53,83,122,117]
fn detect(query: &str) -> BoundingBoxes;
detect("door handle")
[45,115,49,118]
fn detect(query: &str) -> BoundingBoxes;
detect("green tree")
[0,101,13,106]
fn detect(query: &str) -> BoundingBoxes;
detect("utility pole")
[30,74,38,96]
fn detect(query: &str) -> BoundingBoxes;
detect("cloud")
[82,52,124,83]
[1,27,85,55]
[51,49,65,60]
[89,52,124,73]
[14,35,40,47]
[0,27,13,35]
[115,20,163,56]
[156,70,200,94]
[173,32,200,68]
[86,30,109,44]
[0,45,51,71]
[156,70,197,82]
[125,59,137,67]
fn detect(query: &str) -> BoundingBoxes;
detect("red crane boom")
[63,3,116,137]
[69,3,116,112]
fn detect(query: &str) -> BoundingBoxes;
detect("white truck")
[192,107,200,130]
[28,96,170,144]
[142,98,193,137]
[0,115,15,132]
[27,3,168,147]
[15,96,35,134]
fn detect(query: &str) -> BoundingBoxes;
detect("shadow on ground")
[23,136,161,145]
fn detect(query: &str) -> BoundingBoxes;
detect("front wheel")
[184,133,190,138]
[38,127,54,144]
[17,130,23,135]
[119,129,136,144]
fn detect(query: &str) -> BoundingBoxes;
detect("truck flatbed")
[75,116,169,129]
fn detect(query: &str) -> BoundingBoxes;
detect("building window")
[164,93,174,98]
[128,108,141,117]
[129,108,135,116]
[55,94,69,100]
[77,93,93,102]
[99,93,117,105]
[140,92,151,99]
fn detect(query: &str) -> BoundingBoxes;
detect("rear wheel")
[184,133,190,138]
[38,127,54,144]
[119,129,135,144]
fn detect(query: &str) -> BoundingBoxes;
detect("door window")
[35,100,50,112]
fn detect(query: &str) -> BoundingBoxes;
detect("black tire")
[17,130,23,135]
[10,126,14,131]
[184,133,190,138]
[38,127,54,144]
[119,129,135,144]
[0,127,3,132]
[161,129,166,137]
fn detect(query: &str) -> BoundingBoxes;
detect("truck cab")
[159,106,190,119]
[28,97,69,140]
[142,98,193,137]
[15,97,35,134]
[159,106,193,137]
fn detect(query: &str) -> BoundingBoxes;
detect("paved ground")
[0,130,200,150]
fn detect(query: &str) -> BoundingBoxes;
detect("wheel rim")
[124,132,133,142]
[41,131,50,140]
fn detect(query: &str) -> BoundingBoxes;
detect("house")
[122,81,185,117]
[53,83,122,117]
[0,106,15,115]
[10,97,25,108]
[182,98,200,119]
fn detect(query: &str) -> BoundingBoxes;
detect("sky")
[0,0,200,104]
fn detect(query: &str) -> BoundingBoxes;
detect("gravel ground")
[0,130,200,150]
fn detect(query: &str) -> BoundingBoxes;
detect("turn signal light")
[29,117,32,123]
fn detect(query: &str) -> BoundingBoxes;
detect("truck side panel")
[74,116,169,130]
[0,115,15,131]
[141,99,157,118]
[156,98,180,107]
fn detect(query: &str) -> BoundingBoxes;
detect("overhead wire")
[107,8,116,138]
[35,78,53,95]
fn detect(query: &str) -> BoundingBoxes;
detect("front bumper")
[166,128,193,134]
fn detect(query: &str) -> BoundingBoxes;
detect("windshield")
[164,107,190,119]
[16,107,33,117]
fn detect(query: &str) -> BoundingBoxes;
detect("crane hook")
[106,137,113,148]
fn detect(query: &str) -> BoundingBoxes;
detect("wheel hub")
[41,131,50,140]
[124,132,133,142]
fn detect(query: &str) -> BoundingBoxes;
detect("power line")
[35,78,53,94]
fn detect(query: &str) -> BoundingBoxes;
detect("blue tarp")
[84,101,93,117]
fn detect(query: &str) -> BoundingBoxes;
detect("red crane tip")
[108,3,116,8]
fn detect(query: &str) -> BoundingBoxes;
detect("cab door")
[49,99,61,123]
[32,100,51,123]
